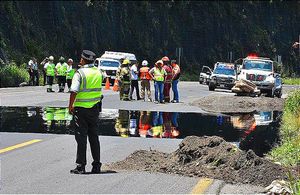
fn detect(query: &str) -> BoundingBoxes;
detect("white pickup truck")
[237,56,282,98]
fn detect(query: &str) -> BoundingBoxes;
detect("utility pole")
[176,47,183,66]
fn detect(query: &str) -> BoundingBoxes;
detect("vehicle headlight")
[265,75,275,83]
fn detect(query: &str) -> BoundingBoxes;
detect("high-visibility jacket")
[153,68,165,82]
[56,62,68,76]
[46,63,55,76]
[66,66,75,79]
[74,66,103,108]
[139,67,151,80]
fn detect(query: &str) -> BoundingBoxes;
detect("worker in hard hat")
[44,56,55,92]
[66,58,76,92]
[139,60,152,102]
[149,60,167,103]
[40,57,49,86]
[162,56,172,103]
[55,56,68,92]
[171,60,181,103]
[118,59,131,101]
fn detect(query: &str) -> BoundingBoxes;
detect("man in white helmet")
[44,56,55,92]
[139,60,152,101]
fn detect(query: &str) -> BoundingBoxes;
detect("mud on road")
[106,136,287,187]
[191,95,285,113]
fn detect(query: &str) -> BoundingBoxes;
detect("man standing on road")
[129,62,141,100]
[40,57,49,86]
[44,56,55,92]
[56,57,68,92]
[171,60,181,103]
[68,50,103,174]
[118,59,131,101]
[162,56,172,103]
[66,58,75,92]
[149,60,167,104]
[139,60,152,101]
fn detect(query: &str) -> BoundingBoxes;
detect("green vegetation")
[270,90,300,194]
[0,62,29,87]
[283,78,300,85]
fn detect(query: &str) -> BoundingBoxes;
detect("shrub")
[0,62,29,87]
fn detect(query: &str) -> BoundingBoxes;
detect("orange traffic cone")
[104,77,111,90]
[113,79,119,92]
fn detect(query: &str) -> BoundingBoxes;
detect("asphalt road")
[0,82,298,194]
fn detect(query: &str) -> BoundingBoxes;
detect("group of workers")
[41,56,76,92]
[116,56,181,104]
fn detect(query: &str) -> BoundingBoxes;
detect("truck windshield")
[243,60,272,71]
[100,60,120,67]
[214,68,235,75]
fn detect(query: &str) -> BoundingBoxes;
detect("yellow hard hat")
[122,59,130,65]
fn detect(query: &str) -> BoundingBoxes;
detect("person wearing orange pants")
[162,56,172,103]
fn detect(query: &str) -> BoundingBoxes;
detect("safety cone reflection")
[104,77,111,90]
[113,79,119,92]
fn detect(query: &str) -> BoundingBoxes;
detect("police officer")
[68,50,103,174]
[56,57,68,92]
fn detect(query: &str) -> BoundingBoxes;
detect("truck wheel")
[209,83,215,91]
[199,80,203,84]
[275,90,282,98]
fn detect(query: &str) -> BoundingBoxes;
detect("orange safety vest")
[139,67,151,80]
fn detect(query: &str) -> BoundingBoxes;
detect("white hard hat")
[49,56,54,61]
[142,60,148,66]
[68,58,73,63]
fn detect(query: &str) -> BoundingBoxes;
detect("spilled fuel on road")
[0,107,281,156]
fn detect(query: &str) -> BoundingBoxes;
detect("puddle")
[0,107,281,156]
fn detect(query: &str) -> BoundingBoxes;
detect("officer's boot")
[70,164,86,174]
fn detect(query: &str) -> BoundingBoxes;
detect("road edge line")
[0,139,42,154]
[191,178,214,194]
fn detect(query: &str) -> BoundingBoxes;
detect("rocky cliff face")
[0,1,300,74]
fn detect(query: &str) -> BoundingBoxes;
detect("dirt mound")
[107,136,287,187]
[191,95,285,113]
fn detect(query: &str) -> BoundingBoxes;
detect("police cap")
[81,50,96,61]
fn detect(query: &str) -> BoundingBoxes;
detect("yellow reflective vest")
[74,66,103,108]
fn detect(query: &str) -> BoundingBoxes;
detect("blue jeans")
[172,80,179,101]
[154,81,164,102]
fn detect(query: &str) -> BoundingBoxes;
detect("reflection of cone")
[113,79,119,92]
[104,77,110,90]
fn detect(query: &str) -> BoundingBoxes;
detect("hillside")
[0,1,300,75]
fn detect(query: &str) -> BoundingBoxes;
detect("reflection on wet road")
[0,107,281,156]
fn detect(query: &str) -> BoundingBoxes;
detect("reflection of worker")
[170,112,180,138]
[115,110,130,137]
[162,112,172,138]
[129,111,138,136]
[69,50,103,174]
[149,112,164,138]
[138,111,152,137]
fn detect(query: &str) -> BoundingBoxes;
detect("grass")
[269,90,300,194]
[282,77,300,85]
[0,62,29,87]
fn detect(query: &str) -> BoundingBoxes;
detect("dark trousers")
[43,70,46,86]
[57,76,66,91]
[33,70,39,86]
[67,79,72,90]
[46,76,54,86]
[74,105,100,166]
[28,69,34,86]
[129,80,140,99]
